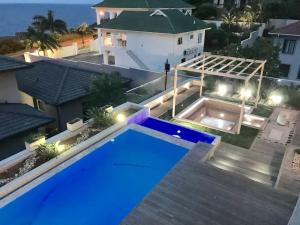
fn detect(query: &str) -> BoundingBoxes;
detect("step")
[218,143,283,166]
[214,150,280,177]
[208,157,275,186]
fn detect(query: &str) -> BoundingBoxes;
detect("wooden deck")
[121,142,297,225]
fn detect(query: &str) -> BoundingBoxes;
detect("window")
[282,39,296,54]
[33,98,46,111]
[298,67,300,79]
[177,37,183,45]
[181,58,186,63]
[108,55,115,65]
[198,33,203,44]
[279,64,290,77]
[190,34,194,39]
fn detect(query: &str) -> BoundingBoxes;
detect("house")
[16,60,131,132]
[93,0,209,71]
[269,21,300,80]
[0,56,30,104]
[213,0,245,8]
[0,103,54,160]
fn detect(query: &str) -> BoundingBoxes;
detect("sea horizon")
[0,3,96,37]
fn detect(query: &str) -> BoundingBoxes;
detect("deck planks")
[121,142,297,225]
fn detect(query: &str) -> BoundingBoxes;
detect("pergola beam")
[216,59,238,72]
[202,58,228,71]
[236,61,255,76]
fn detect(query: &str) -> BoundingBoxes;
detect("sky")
[0,0,98,3]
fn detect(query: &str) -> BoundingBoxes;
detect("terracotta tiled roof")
[270,21,300,36]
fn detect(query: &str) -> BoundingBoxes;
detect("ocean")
[0,4,96,37]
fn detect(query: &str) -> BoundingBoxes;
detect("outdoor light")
[55,141,65,153]
[99,11,104,16]
[57,144,65,153]
[116,113,126,122]
[270,94,283,105]
[217,84,227,96]
[220,113,224,118]
[240,88,252,100]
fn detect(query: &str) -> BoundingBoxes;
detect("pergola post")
[172,68,178,118]
[255,63,265,108]
[199,55,205,97]
[237,80,248,134]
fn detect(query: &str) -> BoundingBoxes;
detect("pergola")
[172,53,267,134]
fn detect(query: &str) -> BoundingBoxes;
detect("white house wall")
[277,37,300,80]
[101,29,205,71]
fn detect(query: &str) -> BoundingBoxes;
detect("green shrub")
[35,144,59,166]
[87,107,116,128]
[24,132,45,143]
[295,149,300,154]
[0,38,25,54]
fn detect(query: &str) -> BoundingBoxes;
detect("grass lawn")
[174,119,259,149]
[251,104,273,118]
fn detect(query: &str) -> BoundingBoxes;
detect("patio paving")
[150,86,199,117]
[259,107,299,145]
[121,142,297,225]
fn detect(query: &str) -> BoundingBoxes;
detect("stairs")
[126,50,149,70]
[208,142,284,186]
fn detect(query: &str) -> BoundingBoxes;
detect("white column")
[237,80,248,134]
[255,64,265,108]
[172,69,178,118]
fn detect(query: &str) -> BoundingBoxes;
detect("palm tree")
[239,5,255,27]
[25,26,60,56]
[221,9,237,30]
[75,23,94,47]
[32,10,68,34]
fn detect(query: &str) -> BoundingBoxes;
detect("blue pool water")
[138,117,215,144]
[0,129,187,225]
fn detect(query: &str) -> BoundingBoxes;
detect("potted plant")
[25,132,46,151]
[67,118,84,132]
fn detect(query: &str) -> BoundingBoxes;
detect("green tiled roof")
[97,10,208,34]
[93,0,194,9]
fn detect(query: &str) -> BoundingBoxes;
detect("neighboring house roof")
[0,103,54,141]
[93,0,194,9]
[0,55,30,73]
[269,21,300,37]
[97,10,208,34]
[16,60,131,106]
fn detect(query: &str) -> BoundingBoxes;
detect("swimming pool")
[138,117,216,144]
[0,129,187,225]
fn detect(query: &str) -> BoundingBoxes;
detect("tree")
[194,3,218,19]
[221,9,237,31]
[216,38,282,77]
[32,10,68,34]
[24,26,60,56]
[239,5,256,27]
[86,72,125,108]
[75,23,94,47]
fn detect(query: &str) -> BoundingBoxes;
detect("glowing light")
[177,130,181,134]
[99,11,104,16]
[55,141,65,153]
[270,94,282,105]
[240,88,252,100]
[116,113,126,122]
[217,84,227,96]
[220,113,224,118]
